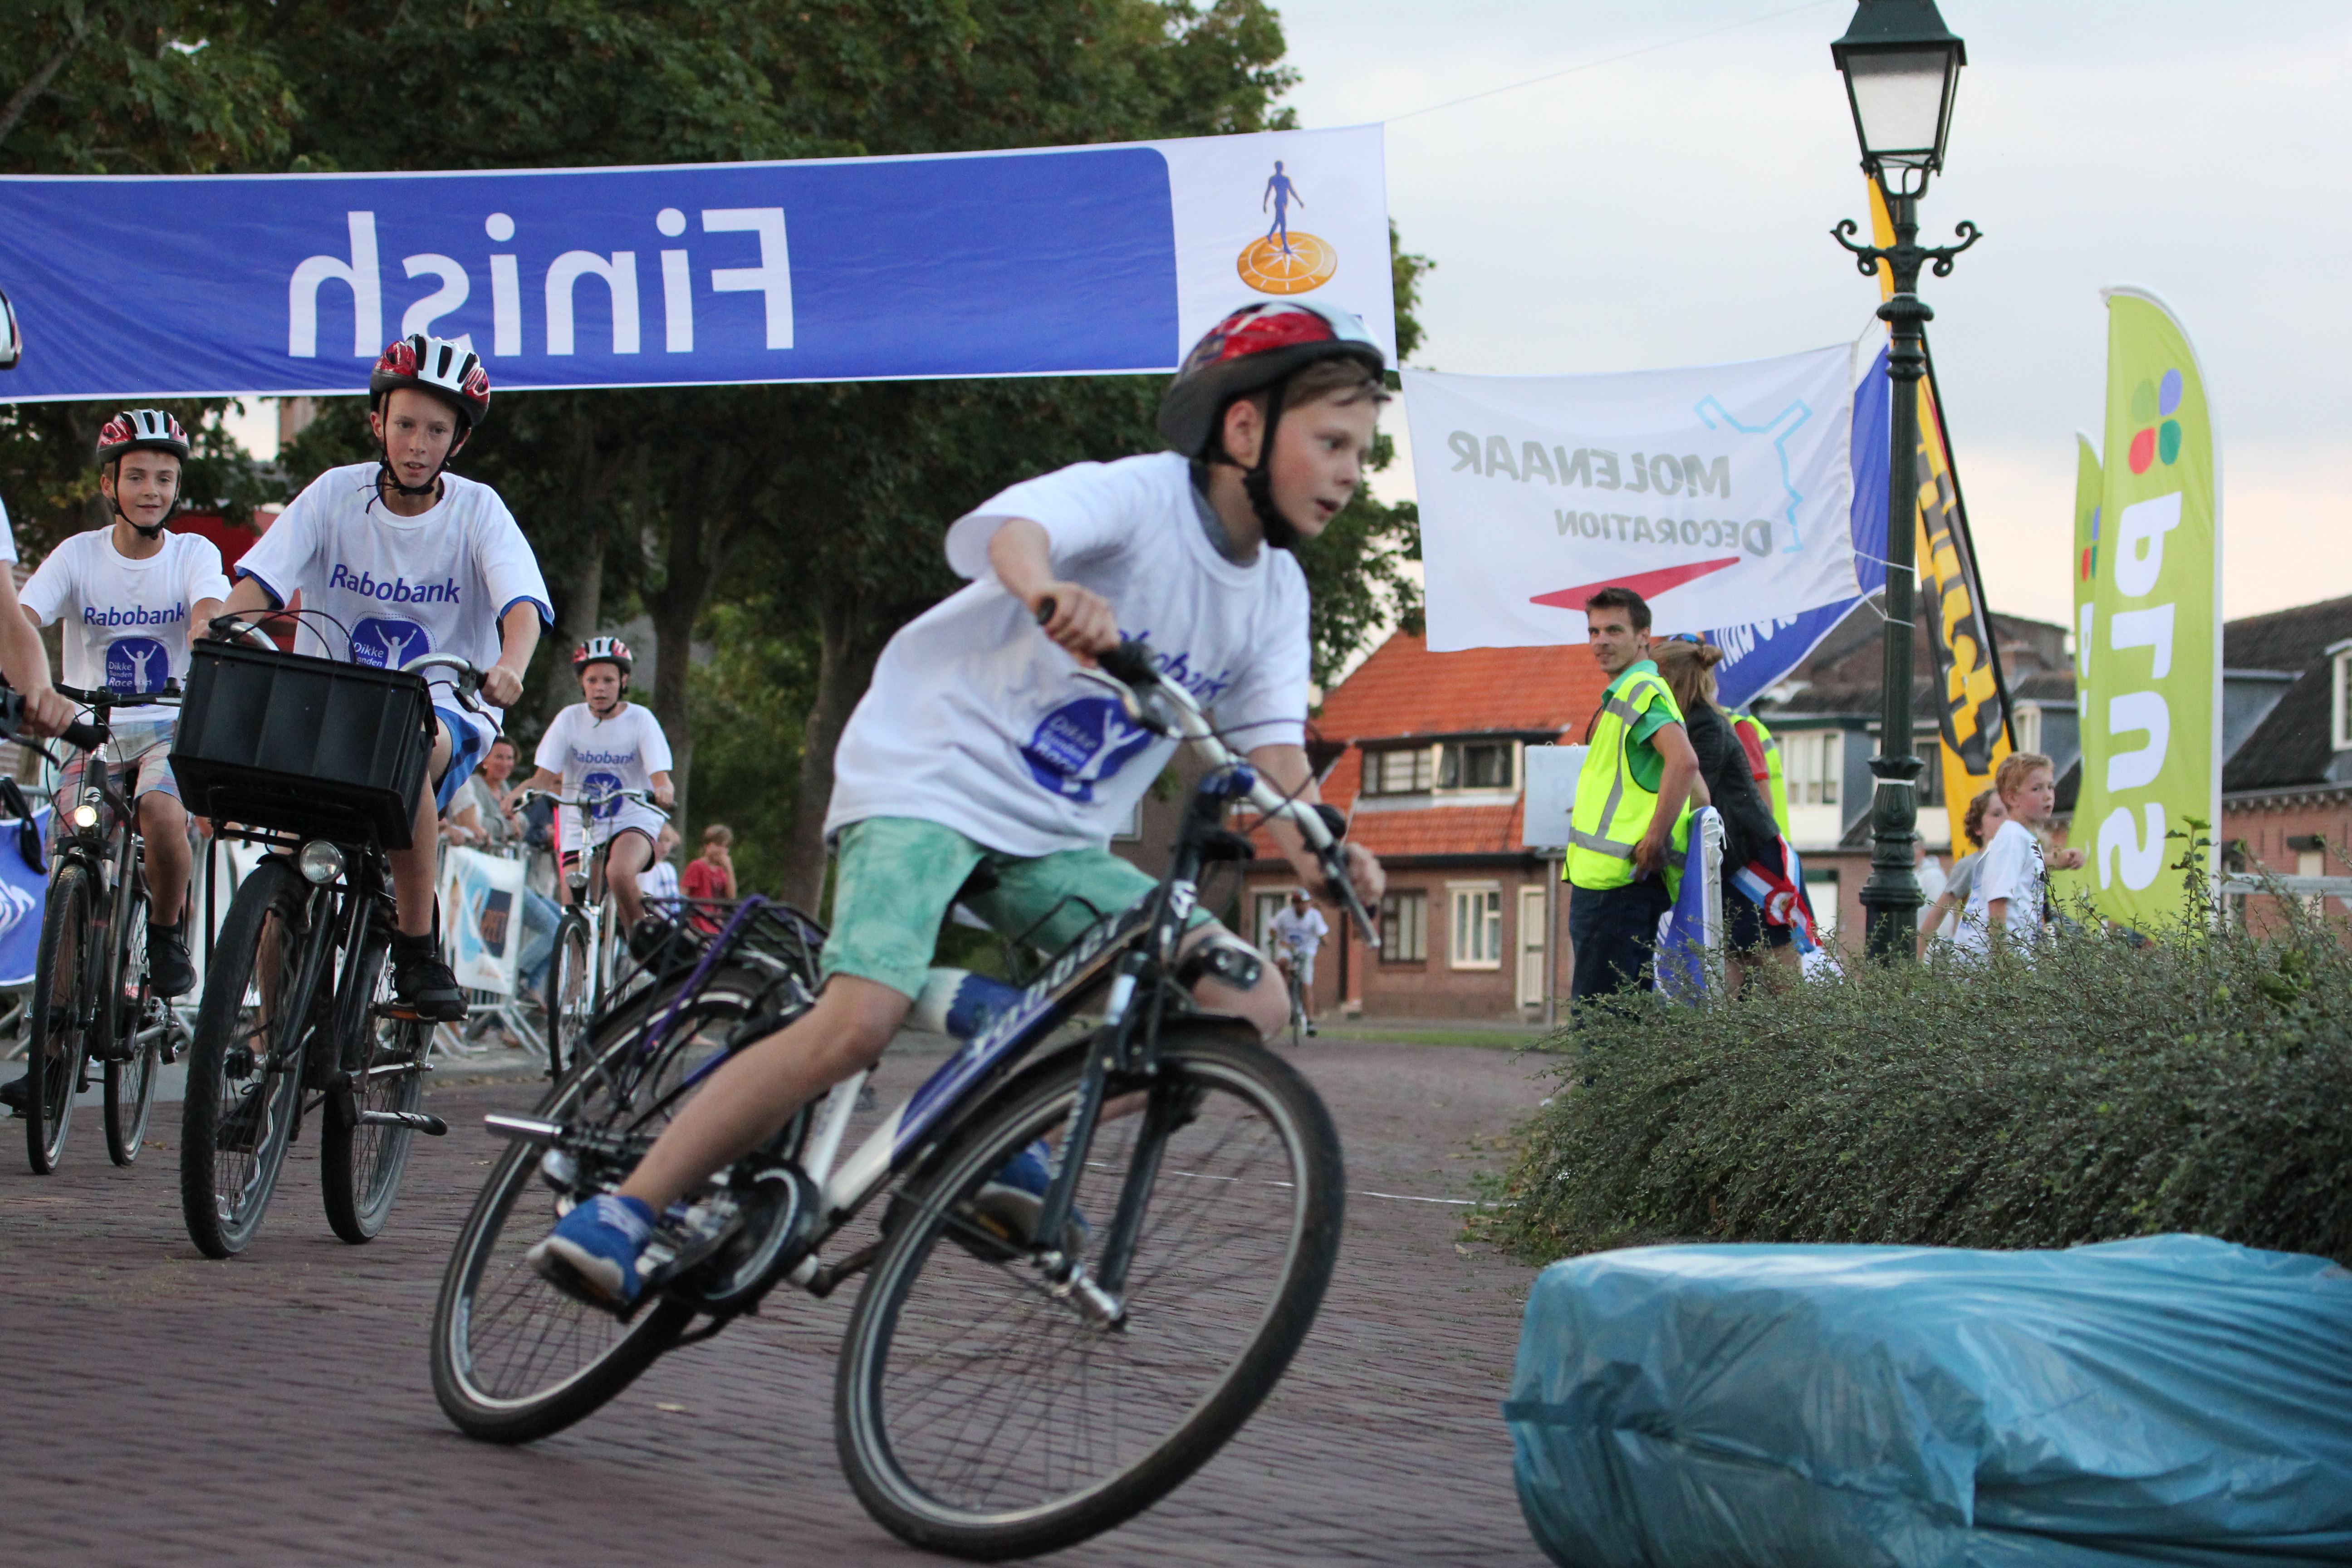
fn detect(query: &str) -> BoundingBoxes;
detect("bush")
[1487,888,2352,1268]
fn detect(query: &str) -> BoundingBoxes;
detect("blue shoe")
[527,1194,655,1310]
[970,1140,1092,1254]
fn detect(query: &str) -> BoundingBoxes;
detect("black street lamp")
[1828,0,1981,961]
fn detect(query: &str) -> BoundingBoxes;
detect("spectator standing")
[1925,787,2004,951]
[1965,753,2060,952]
[444,734,560,1003]
[1563,587,1703,1004]
[681,823,736,931]
[1652,638,1790,990]
[639,824,683,912]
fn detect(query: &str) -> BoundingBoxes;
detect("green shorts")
[822,817,1207,1001]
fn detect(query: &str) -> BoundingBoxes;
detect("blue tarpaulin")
[1505,1235,2352,1566]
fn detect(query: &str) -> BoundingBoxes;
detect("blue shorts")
[433,704,491,814]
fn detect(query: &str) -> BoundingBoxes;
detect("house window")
[1787,730,1842,805]
[1253,891,1290,952]
[1438,740,1515,791]
[1804,869,1838,936]
[2013,701,2043,758]
[2333,648,2352,751]
[1448,883,1503,969]
[1363,745,1434,795]
[1379,890,1427,962]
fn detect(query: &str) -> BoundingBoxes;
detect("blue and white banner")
[0,127,1392,401]
[0,808,49,988]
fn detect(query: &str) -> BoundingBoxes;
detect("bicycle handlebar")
[519,785,671,820]
[398,652,489,715]
[1037,599,1379,948]
[0,689,103,754]
[56,680,181,706]
[204,615,284,653]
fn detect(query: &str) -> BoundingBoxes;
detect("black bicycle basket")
[170,640,435,847]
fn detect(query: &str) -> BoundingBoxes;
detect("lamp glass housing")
[1844,48,1957,169]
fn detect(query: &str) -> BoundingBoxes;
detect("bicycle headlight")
[297,839,346,884]
[69,803,99,830]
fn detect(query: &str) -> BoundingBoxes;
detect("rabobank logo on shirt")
[0,127,1390,401]
[350,617,430,669]
[1022,699,1156,805]
[581,769,626,819]
[105,637,171,696]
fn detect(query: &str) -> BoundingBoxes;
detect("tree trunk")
[642,445,747,836]
[781,589,878,916]
[541,416,627,723]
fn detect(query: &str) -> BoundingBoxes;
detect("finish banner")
[2072,287,2221,928]
[1406,345,1862,649]
[0,127,1393,400]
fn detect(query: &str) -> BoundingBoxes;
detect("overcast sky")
[1272,0,2352,626]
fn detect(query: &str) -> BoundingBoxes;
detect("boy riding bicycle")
[218,335,549,1021]
[517,636,675,942]
[0,411,225,1112]
[1270,888,1329,1036]
[531,299,1391,1308]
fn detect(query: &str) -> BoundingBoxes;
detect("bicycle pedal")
[372,1002,426,1021]
[355,1108,448,1136]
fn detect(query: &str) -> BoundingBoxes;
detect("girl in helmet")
[518,636,675,937]
[219,335,549,1021]
[529,299,1392,1309]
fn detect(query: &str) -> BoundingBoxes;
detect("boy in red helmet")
[220,334,549,1020]
[531,299,1392,1309]
[517,636,676,936]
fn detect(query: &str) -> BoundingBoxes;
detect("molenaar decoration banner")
[1406,345,1862,648]
[0,127,1392,399]
[2074,287,2220,928]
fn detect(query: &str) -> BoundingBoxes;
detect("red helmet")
[573,636,633,676]
[370,333,490,431]
[1156,300,1386,460]
[94,408,191,467]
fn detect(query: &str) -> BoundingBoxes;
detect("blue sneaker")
[970,1140,1092,1254]
[527,1194,655,1310]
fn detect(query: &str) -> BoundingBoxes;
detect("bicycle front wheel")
[102,898,160,1166]
[322,959,428,1244]
[541,914,593,1078]
[180,861,310,1258]
[835,1025,1346,1560]
[24,863,95,1175]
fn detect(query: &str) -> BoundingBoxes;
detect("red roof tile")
[1315,632,1610,745]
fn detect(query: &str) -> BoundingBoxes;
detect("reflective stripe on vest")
[1564,668,1684,890]
[1738,714,1792,837]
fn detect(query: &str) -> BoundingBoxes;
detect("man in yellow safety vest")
[1564,585,1704,1002]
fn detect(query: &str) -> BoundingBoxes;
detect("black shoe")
[0,1073,26,1114]
[627,916,699,975]
[148,923,196,999]
[215,1088,266,1153]
[391,944,468,1022]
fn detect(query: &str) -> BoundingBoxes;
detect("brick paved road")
[1,1039,1553,1567]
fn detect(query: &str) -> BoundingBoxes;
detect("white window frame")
[1379,888,1428,963]
[1788,728,1842,806]
[2332,642,2352,752]
[1447,881,1504,970]
[1364,744,1436,797]
[1435,739,1518,794]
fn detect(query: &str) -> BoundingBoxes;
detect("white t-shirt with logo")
[235,463,552,748]
[1270,905,1328,959]
[22,528,230,724]
[827,451,1311,858]
[1959,818,2046,952]
[535,701,672,847]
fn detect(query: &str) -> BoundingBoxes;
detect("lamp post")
[1828,0,1980,961]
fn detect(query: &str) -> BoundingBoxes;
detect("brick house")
[1235,632,1608,1022]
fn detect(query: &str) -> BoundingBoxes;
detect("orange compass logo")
[1237,160,1336,295]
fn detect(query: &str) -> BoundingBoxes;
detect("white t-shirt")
[0,493,19,563]
[1961,819,2046,951]
[639,859,681,904]
[235,463,552,747]
[826,452,1311,858]
[22,528,230,724]
[536,701,672,820]
[1270,905,1328,959]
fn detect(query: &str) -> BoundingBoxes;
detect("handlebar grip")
[1096,641,1157,686]
[59,719,104,752]
[1034,597,1056,624]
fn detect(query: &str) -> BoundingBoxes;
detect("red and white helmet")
[573,636,634,676]
[370,333,490,431]
[94,408,191,468]
[1156,300,1386,460]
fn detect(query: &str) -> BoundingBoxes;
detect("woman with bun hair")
[1651,637,1794,987]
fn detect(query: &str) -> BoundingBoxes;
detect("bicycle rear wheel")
[541,914,592,1078]
[24,863,95,1176]
[180,860,310,1258]
[431,968,771,1444]
[835,1025,1345,1560]
[102,898,160,1166]
[322,950,427,1243]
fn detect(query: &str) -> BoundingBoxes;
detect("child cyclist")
[218,335,549,1021]
[0,412,224,1114]
[518,636,676,941]
[530,300,1392,1308]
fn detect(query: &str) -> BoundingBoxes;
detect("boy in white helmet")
[518,636,676,938]
[219,335,549,1020]
[0,411,222,1115]
[529,299,1390,1310]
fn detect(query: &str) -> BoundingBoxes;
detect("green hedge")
[1486,895,2352,1267]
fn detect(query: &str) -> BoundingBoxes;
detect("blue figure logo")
[1264,159,1304,255]
[582,769,625,820]
[105,636,171,696]
[1022,697,1156,804]
[350,617,430,671]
